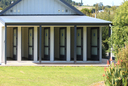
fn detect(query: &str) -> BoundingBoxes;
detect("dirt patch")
[20,71,25,74]
[90,81,105,86]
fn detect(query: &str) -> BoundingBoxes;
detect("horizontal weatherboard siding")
[3,0,78,15]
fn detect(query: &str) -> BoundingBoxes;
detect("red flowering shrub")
[103,45,128,86]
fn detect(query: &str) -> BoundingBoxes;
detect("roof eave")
[5,22,111,26]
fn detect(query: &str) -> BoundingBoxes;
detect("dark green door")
[77,27,83,61]
[44,28,50,60]
[28,28,34,60]
[13,28,17,60]
[59,28,66,61]
[91,27,99,61]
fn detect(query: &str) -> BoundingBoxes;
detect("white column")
[83,27,87,62]
[67,26,70,62]
[100,27,102,63]
[2,27,5,64]
[18,27,21,62]
[50,26,54,62]
[0,25,2,64]
[34,26,38,62]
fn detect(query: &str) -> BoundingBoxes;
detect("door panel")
[77,27,83,61]
[77,29,81,46]
[59,28,66,60]
[13,28,17,60]
[92,47,98,55]
[13,29,17,46]
[29,29,33,46]
[29,47,33,55]
[92,29,97,46]
[28,28,34,60]
[44,47,49,55]
[77,47,81,55]
[60,47,65,55]
[44,28,50,60]
[60,29,65,46]
[45,29,49,46]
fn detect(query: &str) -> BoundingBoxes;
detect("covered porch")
[0,16,111,64]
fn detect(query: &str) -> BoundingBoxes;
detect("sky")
[73,0,124,6]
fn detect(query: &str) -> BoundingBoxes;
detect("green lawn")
[0,67,104,86]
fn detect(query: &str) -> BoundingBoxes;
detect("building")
[81,0,83,6]
[0,0,111,64]
[98,10,104,13]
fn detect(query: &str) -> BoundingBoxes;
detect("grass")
[0,67,104,86]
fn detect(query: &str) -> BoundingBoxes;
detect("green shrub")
[102,44,107,59]
[103,45,128,86]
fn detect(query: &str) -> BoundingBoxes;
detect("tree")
[0,0,17,10]
[109,1,128,55]
[95,3,99,15]
[0,7,2,10]
[96,6,117,54]
[98,2,103,7]
[105,5,111,8]
[72,1,75,5]
[81,8,92,16]
[98,2,103,10]
[102,6,104,10]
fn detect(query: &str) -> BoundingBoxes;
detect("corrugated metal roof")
[0,16,111,24]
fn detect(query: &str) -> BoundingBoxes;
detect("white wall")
[7,28,13,58]
[22,27,28,58]
[54,27,59,59]
[4,0,77,15]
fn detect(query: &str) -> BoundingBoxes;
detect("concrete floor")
[0,59,113,67]
[0,63,108,67]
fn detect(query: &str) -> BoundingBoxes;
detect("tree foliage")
[65,0,72,4]
[0,7,2,10]
[109,0,128,55]
[0,0,17,10]
[95,3,99,14]
[96,6,117,50]
[81,8,92,16]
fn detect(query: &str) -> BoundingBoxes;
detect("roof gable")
[0,0,84,16]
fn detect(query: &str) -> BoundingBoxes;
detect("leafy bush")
[103,45,128,86]
[81,8,92,16]
[104,63,128,86]
[102,44,107,59]
[109,1,128,55]
[116,45,128,67]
